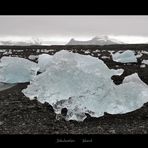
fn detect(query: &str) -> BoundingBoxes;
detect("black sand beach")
[0,45,148,134]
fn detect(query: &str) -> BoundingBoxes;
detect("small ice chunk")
[93,50,100,53]
[108,50,115,54]
[141,50,148,55]
[38,54,53,72]
[28,55,38,61]
[140,64,146,68]
[84,50,90,54]
[142,60,148,65]
[112,50,138,63]
[101,56,110,59]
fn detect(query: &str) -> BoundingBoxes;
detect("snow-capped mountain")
[67,36,124,45]
[0,37,42,46]
[0,35,124,46]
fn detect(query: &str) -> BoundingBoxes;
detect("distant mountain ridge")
[0,38,43,46]
[67,36,124,45]
[0,36,124,46]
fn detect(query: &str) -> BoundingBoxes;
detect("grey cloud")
[0,15,148,37]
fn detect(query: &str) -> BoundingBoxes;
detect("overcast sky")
[0,15,148,44]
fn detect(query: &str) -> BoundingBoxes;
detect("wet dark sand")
[0,45,148,134]
[0,83,148,134]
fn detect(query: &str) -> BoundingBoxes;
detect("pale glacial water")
[0,83,16,91]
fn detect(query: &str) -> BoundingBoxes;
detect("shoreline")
[0,83,16,92]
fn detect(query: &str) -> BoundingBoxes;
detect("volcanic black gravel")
[1,83,148,134]
[0,45,148,134]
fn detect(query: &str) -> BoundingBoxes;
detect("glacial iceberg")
[0,57,39,83]
[112,50,139,63]
[38,54,53,72]
[24,50,147,121]
[1,50,147,121]
[53,73,148,121]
